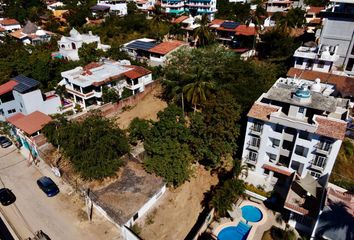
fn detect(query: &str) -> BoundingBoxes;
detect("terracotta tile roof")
[309,18,321,24]
[284,202,309,215]
[308,6,325,14]
[287,67,354,97]
[0,80,18,96]
[235,25,256,36]
[315,116,347,140]
[263,164,293,176]
[7,111,52,135]
[217,26,237,32]
[172,15,189,24]
[148,41,186,55]
[124,66,151,79]
[0,27,5,32]
[9,29,27,39]
[0,18,20,26]
[247,102,280,121]
[210,19,225,26]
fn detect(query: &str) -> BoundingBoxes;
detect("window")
[310,171,321,178]
[268,153,277,163]
[274,124,283,133]
[317,61,325,68]
[7,109,16,114]
[20,102,23,108]
[318,140,332,151]
[269,138,280,147]
[250,137,260,148]
[264,169,270,175]
[299,131,310,140]
[248,151,258,161]
[133,212,139,221]
[71,42,76,50]
[298,107,305,113]
[252,122,263,133]
[306,60,313,69]
[295,145,309,157]
[296,57,303,65]
[313,155,326,168]
[0,109,3,115]
[346,58,354,71]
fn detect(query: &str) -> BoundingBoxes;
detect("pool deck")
[213,200,285,240]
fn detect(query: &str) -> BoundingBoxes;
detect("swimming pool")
[241,205,263,223]
[217,221,251,240]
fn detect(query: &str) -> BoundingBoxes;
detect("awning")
[263,164,293,176]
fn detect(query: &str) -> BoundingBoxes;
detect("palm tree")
[151,4,168,25]
[246,5,266,50]
[233,159,248,179]
[193,14,214,47]
[182,67,214,112]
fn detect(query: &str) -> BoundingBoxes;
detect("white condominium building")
[242,77,349,191]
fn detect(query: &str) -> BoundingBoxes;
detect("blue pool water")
[217,221,251,240]
[241,205,263,223]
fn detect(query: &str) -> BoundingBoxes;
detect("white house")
[0,18,21,32]
[95,0,128,16]
[59,60,153,109]
[0,75,62,121]
[123,38,188,66]
[242,77,349,191]
[55,28,110,61]
[318,0,354,75]
[161,0,217,20]
[266,0,293,13]
[134,0,156,12]
[46,1,65,11]
[293,44,339,73]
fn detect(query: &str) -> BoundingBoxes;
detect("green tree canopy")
[43,113,130,180]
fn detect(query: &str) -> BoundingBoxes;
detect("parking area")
[0,145,122,240]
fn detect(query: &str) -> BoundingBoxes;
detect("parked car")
[0,136,12,148]
[36,177,59,197]
[0,188,16,206]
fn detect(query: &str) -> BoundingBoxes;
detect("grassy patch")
[330,139,354,191]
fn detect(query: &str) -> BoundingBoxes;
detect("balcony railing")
[310,158,326,172]
[249,124,263,135]
[247,141,260,151]
[244,156,257,165]
[315,142,332,155]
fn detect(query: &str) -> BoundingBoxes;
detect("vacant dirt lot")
[137,165,218,240]
[112,84,167,129]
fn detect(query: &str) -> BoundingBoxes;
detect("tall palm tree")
[233,159,248,179]
[193,14,214,47]
[246,5,266,50]
[182,67,214,112]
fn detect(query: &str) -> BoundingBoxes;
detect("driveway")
[0,145,122,240]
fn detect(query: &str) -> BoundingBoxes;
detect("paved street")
[0,145,122,240]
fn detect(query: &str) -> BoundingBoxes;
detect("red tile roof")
[148,40,186,55]
[7,111,52,135]
[0,18,20,26]
[235,25,256,36]
[210,19,225,26]
[287,67,354,97]
[263,164,293,176]
[315,116,347,140]
[0,80,18,96]
[124,66,152,79]
[247,102,280,121]
[308,6,325,14]
[309,18,321,24]
[0,27,5,32]
[172,15,189,24]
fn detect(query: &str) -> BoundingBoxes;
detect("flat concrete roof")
[265,83,337,112]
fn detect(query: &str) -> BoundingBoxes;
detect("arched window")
[61,44,65,48]
[71,43,76,49]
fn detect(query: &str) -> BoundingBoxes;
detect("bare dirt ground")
[137,165,218,240]
[112,84,168,129]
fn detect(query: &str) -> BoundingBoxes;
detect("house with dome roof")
[54,28,110,61]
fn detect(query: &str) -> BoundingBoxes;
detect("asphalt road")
[0,145,121,240]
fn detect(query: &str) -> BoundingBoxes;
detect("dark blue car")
[37,177,59,197]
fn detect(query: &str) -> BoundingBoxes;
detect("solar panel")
[221,21,239,29]
[126,40,157,51]
[13,75,39,93]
